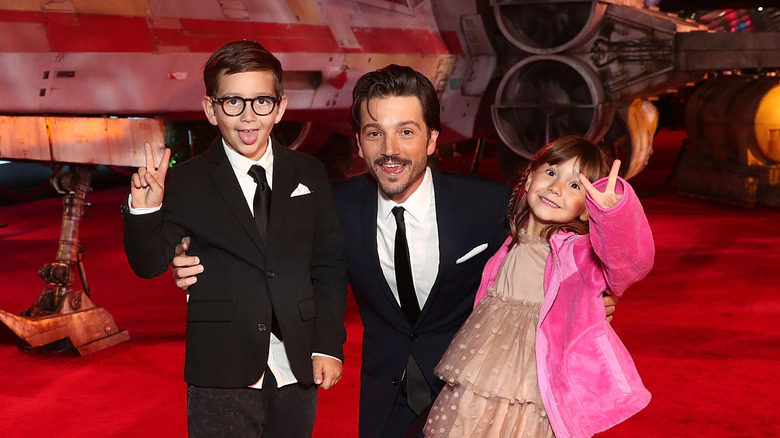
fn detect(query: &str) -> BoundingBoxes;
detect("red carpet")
[1,130,779,437]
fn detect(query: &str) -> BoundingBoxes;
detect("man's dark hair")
[203,40,284,98]
[350,64,441,134]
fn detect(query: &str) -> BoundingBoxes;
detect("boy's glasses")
[211,95,280,117]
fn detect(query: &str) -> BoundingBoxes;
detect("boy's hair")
[350,64,441,134]
[203,40,284,98]
[508,135,610,242]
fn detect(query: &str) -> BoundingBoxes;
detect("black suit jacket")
[123,137,347,388]
[332,168,510,437]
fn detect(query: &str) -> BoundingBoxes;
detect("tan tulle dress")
[424,231,555,438]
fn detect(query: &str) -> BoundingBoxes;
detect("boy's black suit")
[332,168,510,437]
[123,137,347,388]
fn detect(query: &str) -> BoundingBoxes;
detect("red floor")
[1,130,779,437]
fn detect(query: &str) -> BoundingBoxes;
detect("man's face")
[355,95,438,203]
[202,71,287,161]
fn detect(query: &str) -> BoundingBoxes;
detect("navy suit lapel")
[419,169,456,319]
[359,177,409,322]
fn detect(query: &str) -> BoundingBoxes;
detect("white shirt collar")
[223,137,275,185]
[377,167,433,224]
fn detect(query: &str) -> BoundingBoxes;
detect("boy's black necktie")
[248,165,281,340]
[391,206,430,415]
[248,165,270,247]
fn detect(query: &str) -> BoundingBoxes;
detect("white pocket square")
[290,183,312,197]
[456,243,488,264]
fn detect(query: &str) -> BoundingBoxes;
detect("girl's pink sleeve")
[586,176,655,296]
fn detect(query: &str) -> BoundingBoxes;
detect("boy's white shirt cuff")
[456,243,488,264]
[127,194,161,215]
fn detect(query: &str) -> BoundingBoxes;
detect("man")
[172,64,617,437]
[123,41,346,437]
[333,65,510,437]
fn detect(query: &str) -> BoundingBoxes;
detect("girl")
[423,136,654,438]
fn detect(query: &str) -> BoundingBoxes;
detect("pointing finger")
[144,142,156,170]
[156,147,172,179]
[606,160,621,194]
[578,173,597,197]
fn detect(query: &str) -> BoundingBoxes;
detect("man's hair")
[350,64,441,134]
[508,135,610,241]
[203,40,284,98]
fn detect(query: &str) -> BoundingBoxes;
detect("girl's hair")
[508,135,610,242]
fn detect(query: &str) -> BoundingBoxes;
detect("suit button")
[257,323,267,331]
[409,333,418,342]
[266,270,275,278]
[391,378,400,386]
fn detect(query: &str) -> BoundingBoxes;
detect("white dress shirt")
[376,167,440,312]
[222,139,298,389]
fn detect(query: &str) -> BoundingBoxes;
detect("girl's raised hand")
[130,142,171,209]
[578,159,623,208]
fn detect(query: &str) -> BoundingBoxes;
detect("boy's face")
[202,71,287,161]
[355,95,438,204]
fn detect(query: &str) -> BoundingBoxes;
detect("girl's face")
[524,157,589,237]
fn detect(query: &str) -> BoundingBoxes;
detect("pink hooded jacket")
[473,176,654,438]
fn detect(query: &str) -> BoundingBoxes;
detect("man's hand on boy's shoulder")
[172,236,203,291]
[131,142,170,209]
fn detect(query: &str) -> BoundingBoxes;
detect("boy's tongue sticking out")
[239,129,258,145]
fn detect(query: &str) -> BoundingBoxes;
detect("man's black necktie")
[391,207,420,324]
[393,207,432,415]
[248,165,282,340]
[391,206,430,415]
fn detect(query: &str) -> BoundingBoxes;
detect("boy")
[122,40,347,437]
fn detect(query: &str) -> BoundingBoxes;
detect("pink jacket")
[474,176,654,438]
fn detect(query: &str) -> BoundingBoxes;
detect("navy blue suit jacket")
[332,168,509,437]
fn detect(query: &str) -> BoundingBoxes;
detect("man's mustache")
[374,157,411,167]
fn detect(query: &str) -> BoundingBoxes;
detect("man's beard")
[370,156,425,197]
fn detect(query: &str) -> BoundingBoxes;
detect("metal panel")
[0,1,48,11]
[0,116,51,161]
[147,0,224,21]
[49,117,163,166]
[44,14,156,52]
[71,0,150,16]
[0,53,207,114]
[0,116,163,166]
[677,32,780,72]
[0,21,50,52]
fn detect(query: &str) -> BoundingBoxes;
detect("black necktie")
[391,207,430,415]
[248,165,281,340]
[392,206,420,324]
[248,165,270,247]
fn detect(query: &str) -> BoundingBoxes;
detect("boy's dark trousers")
[187,370,317,438]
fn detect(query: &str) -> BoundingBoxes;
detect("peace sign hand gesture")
[578,159,623,209]
[130,142,171,209]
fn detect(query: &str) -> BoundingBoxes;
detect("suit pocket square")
[456,243,488,264]
[290,183,312,197]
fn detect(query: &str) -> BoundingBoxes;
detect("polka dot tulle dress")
[424,231,555,438]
